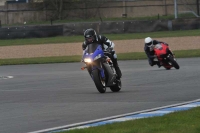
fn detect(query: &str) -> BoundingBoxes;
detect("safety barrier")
[0,18,199,39]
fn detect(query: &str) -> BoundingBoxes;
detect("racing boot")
[156,61,162,68]
[112,58,122,79]
[152,61,161,68]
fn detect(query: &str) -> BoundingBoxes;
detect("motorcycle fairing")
[82,43,105,79]
[83,44,104,62]
[90,66,105,80]
[82,43,117,86]
[154,43,172,69]
[154,43,168,58]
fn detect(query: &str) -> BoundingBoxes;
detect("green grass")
[0,49,200,66]
[61,106,200,133]
[0,29,199,66]
[118,49,200,60]
[0,29,200,46]
[0,36,83,46]
[0,55,82,66]
[3,12,195,27]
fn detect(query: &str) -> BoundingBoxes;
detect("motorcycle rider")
[144,37,169,67]
[82,28,122,79]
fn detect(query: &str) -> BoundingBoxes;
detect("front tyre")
[168,56,180,69]
[110,79,122,92]
[92,69,106,93]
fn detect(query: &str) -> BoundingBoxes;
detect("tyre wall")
[0,25,63,39]
[0,18,199,39]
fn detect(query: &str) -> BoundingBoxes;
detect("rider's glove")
[163,43,169,46]
[150,55,157,58]
[107,47,113,53]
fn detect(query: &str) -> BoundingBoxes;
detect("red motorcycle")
[153,43,180,70]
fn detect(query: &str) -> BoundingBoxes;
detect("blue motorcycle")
[81,43,122,93]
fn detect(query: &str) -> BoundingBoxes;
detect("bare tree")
[29,0,66,20]
[48,0,63,20]
[28,0,112,21]
[79,0,110,20]
[44,0,64,20]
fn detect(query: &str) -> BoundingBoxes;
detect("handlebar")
[104,51,111,55]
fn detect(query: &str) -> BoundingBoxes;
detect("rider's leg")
[112,52,122,78]
[148,58,161,67]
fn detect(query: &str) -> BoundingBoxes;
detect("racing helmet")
[84,28,98,43]
[145,37,153,47]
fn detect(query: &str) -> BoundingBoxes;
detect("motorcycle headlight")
[84,58,92,63]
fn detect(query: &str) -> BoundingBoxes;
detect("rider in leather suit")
[82,28,122,79]
[144,37,169,67]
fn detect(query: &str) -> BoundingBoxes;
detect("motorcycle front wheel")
[92,69,106,93]
[168,56,180,69]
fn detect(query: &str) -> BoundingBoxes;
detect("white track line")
[29,99,200,133]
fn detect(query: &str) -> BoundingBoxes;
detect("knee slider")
[113,53,117,59]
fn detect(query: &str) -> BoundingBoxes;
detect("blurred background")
[0,0,199,25]
[0,0,199,39]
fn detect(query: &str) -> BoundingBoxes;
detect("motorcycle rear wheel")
[92,69,106,93]
[110,79,122,92]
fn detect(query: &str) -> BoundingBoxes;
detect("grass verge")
[0,55,82,66]
[62,106,200,133]
[3,13,195,27]
[0,29,200,46]
[0,49,200,66]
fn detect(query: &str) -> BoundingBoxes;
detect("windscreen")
[154,44,163,50]
[87,43,100,54]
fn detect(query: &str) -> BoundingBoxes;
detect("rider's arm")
[82,41,87,50]
[153,40,168,46]
[152,40,161,45]
[163,42,169,46]
[100,35,115,49]
[144,45,155,59]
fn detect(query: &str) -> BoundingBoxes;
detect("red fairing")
[154,43,172,69]
[154,43,168,59]
[152,42,179,70]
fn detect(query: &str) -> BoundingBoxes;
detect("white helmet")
[145,37,153,47]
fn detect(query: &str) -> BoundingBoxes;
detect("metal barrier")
[0,18,200,39]
[0,25,63,39]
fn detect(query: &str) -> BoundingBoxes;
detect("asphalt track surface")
[0,58,200,133]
